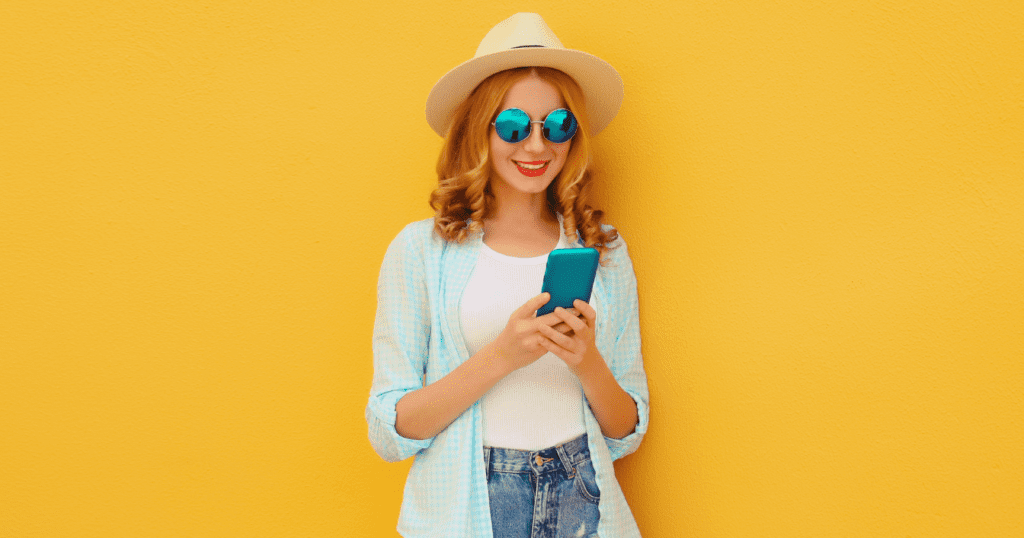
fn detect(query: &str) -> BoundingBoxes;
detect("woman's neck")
[482,186,560,257]
[486,180,557,226]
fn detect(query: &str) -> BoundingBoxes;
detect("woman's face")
[488,74,571,197]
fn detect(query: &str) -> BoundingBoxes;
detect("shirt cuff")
[366,389,433,462]
[602,389,649,461]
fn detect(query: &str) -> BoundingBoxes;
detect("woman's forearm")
[395,343,510,440]
[576,354,639,439]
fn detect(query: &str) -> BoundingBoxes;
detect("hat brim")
[426,47,623,138]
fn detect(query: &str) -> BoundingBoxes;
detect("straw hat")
[425,12,623,138]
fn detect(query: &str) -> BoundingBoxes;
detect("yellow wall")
[3,1,1021,536]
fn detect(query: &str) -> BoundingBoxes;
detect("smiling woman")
[366,12,649,538]
[429,65,617,259]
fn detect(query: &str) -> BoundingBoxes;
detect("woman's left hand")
[537,299,604,376]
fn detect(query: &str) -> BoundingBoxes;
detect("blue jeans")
[484,434,600,538]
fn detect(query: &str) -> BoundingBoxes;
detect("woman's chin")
[495,174,555,196]
[515,182,553,195]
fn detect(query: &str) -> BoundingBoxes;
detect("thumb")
[514,292,550,319]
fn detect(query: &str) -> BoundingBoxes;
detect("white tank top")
[459,228,595,450]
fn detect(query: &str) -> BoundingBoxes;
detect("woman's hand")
[490,293,579,374]
[537,299,604,376]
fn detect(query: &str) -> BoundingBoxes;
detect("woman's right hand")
[490,292,580,373]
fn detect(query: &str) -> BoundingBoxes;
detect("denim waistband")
[483,434,590,477]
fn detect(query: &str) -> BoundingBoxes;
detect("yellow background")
[2,1,1021,536]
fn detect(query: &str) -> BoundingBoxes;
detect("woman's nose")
[523,123,546,153]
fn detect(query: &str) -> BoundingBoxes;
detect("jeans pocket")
[573,459,601,504]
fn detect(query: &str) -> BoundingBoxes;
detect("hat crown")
[474,13,565,57]
[426,12,622,138]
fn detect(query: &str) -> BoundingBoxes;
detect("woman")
[367,13,649,537]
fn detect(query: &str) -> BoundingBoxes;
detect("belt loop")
[483,447,491,481]
[554,443,575,478]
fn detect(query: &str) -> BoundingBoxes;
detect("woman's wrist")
[569,348,608,387]
[479,340,516,379]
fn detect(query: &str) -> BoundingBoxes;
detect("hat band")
[511,45,545,49]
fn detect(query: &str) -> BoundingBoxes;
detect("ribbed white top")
[460,228,595,451]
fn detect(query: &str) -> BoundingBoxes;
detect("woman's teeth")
[515,161,547,170]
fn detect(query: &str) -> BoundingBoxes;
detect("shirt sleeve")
[601,237,650,461]
[365,224,434,462]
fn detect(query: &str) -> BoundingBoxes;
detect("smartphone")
[536,248,599,317]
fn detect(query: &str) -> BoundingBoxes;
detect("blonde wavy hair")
[428,66,619,262]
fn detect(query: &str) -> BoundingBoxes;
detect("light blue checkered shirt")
[367,217,649,537]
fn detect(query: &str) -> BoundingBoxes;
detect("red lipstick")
[514,160,549,177]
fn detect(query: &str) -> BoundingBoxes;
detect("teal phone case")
[536,248,599,316]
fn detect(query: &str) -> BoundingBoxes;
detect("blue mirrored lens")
[543,109,577,144]
[494,108,531,143]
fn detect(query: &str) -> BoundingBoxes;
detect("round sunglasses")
[491,108,578,144]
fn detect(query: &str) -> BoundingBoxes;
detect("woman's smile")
[514,160,550,176]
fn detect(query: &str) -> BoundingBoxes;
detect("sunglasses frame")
[491,107,578,144]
